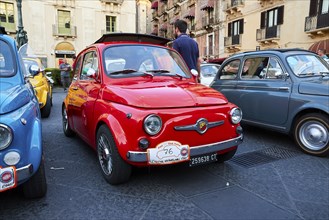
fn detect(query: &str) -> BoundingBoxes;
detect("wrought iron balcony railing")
[256,25,281,41]
[305,13,329,32]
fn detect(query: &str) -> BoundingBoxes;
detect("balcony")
[305,13,329,37]
[258,0,274,7]
[202,17,214,29]
[224,35,241,50]
[52,24,77,38]
[224,0,244,14]
[256,25,280,44]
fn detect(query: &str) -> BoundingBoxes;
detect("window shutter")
[309,0,318,16]
[228,22,232,37]
[239,19,244,34]
[277,6,284,25]
[260,12,266,28]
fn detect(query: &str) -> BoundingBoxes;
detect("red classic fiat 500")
[62,33,243,184]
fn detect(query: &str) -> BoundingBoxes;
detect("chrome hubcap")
[98,135,113,175]
[300,121,328,151]
[63,109,68,130]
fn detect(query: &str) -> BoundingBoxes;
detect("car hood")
[102,81,228,108]
[298,79,329,96]
[0,83,31,114]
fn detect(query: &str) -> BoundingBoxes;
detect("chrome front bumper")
[16,164,33,182]
[126,134,243,163]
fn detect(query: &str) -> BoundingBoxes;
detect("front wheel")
[62,105,75,137]
[41,94,51,118]
[294,113,329,157]
[97,125,132,185]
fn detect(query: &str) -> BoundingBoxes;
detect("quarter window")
[81,51,98,80]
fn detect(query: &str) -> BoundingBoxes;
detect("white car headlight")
[0,124,13,150]
[144,114,162,136]
[230,108,242,124]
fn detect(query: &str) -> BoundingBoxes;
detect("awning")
[151,1,158,9]
[184,6,195,19]
[308,39,329,54]
[160,24,167,32]
[200,0,214,11]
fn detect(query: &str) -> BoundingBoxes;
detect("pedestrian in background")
[173,19,201,82]
[59,58,71,91]
[317,49,329,63]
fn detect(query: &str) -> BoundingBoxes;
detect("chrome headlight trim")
[230,108,242,124]
[0,124,13,150]
[143,114,162,136]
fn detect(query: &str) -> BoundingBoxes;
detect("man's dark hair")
[174,19,188,33]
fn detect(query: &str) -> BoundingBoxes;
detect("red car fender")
[94,113,129,160]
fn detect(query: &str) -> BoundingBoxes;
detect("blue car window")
[0,39,15,77]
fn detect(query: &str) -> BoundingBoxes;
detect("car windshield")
[103,45,191,78]
[201,65,220,78]
[0,39,15,77]
[287,54,329,77]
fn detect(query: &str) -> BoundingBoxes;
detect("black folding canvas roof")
[94,33,171,46]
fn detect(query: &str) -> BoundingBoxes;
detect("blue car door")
[235,56,292,127]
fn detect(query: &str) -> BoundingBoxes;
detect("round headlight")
[0,124,13,150]
[230,108,242,124]
[144,114,162,136]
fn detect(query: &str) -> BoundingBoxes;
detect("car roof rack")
[94,33,171,46]
[0,26,6,35]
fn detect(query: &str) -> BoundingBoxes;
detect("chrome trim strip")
[16,164,33,182]
[174,118,224,134]
[126,135,243,163]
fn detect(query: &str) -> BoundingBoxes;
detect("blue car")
[0,27,47,198]
[211,49,329,157]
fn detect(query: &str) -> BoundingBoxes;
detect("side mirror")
[191,69,198,77]
[29,64,39,76]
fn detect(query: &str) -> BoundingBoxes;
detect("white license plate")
[0,166,17,192]
[147,141,190,165]
[189,153,217,167]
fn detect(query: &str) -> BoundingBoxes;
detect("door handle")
[279,87,289,91]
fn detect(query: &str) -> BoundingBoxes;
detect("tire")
[62,105,75,137]
[294,113,329,157]
[97,125,132,185]
[23,159,47,199]
[216,147,237,163]
[41,94,51,118]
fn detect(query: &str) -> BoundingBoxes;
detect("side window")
[263,57,284,79]
[81,51,98,80]
[72,57,81,81]
[241,57,269,80]
[219,59,240,79]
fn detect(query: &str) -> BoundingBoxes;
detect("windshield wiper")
[298,72,317,77]
[110,68,154,78]
[146,69,170,73]
[110,69,138,75]
[146,69,184,79]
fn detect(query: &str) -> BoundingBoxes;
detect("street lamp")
[16,0,28,48]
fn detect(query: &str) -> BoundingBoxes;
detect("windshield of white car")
[104,45,191,78]
[287,54,329,77]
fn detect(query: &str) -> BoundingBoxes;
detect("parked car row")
[1,26,328,198]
